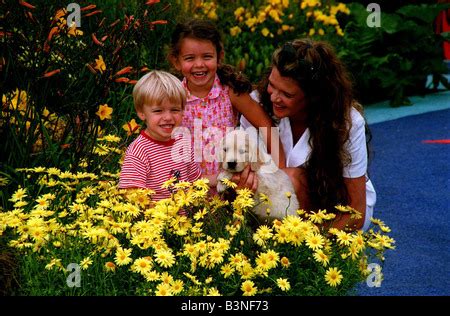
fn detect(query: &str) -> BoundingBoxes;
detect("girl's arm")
[230,91,286,169]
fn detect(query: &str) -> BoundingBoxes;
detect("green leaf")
[256,63,263,77]
[379,13,403,34]
[396,3,450,24]
[346,3,369,27]
[400,60,413,72]
[440,32,450,41]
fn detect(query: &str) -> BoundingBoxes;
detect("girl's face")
[172,37,222,97]
[267,67,306,120]
[137,99,183,142]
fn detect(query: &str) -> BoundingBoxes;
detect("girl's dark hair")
[169,19,252,94]
[258,38,371,212]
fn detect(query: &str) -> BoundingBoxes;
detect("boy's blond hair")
[132,70,186,112]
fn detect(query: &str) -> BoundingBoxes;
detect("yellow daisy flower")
[155,282,172,296]
[80,257,93,270]
[171,279,184,294]
[305,233,324,251]
[325,267,343,287]
[313,250,330,266]
[114,247,132,266]
[220,264,235,278]
[241,280,257,296]
[207,287,221,296]
[280,256,290,268]
[276,278,291,291]
[154,249,175,268]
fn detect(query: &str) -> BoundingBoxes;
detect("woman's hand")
[230,165,258,192]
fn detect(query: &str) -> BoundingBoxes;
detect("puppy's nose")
[228,161,237,169]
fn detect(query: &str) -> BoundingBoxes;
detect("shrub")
[337,2,450,106]
[1,0,178,170]
[179,0,450,105]
[183,0,350,83]
[1,0,180,210]
[0,141,394,296]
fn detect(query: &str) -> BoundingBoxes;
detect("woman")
[239,38,376,231]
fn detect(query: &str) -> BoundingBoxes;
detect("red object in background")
[435,8,450,60]
[422,139,450,144]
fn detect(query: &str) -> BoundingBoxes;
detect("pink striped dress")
[181,75,238,177]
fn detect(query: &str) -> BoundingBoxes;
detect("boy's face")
[137,99,183,142]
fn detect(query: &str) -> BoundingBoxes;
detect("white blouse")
[240,92,376,231]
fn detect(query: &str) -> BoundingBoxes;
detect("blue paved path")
[364,90,450,124]
[356,104,450,296]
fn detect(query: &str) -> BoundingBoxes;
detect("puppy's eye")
[223,148,227,153]
[239,149,246,154]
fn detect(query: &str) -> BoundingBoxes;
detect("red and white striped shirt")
[119,130,201,200]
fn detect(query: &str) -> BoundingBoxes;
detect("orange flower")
[84,10,102,17]
[19,0,35,9]
[91,33,104,46]
[68,23,83,36]
[104,261,116,272]
[81,4,97,11]
[114,77,129,83]
[54,8,67,21]
[122,119,140,136]
[43,69,61,78]
[109,19,120,28]
[151,20,167,25]
[94,55,106,73]
[96,104,113,120]
[47,27,59,41]
[114,66,133,76]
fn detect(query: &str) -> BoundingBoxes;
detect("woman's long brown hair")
[258,38,366,212]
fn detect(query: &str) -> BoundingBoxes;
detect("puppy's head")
[217,130,264,172]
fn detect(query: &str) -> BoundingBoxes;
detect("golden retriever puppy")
[216,129,299,220]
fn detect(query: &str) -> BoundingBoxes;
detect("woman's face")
[267,67,306,120]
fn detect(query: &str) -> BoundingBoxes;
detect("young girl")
[240,39,376,231]
[169,19,285,186]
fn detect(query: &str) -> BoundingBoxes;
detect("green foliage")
[1,0,180,210]
[1,163,393,296]
[186,0,350,84]
[184,1,449,105]
[1,0,179,170]
[336,2,450,106]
